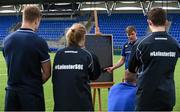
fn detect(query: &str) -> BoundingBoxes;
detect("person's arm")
[105,43,126,73]
[112,56,125,70]
[105,56,125,73]
[89,52,101,80]
[41,60,51,83]
[2,48,5,57]
[37,38,52,83]
[2,40,6,57]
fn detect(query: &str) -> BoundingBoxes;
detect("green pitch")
[0,52,180,111]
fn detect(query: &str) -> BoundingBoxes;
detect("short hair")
[124,70,136,83]
[23,6,42,23]
[147,7,167,26]
[66,23,87,47]
[125,26,136,35]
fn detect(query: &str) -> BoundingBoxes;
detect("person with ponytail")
[52,23,101,111]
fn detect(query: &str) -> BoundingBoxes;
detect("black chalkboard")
[85,34,113,82]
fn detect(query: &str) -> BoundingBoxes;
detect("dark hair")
[147,7,167,26]
[125,26,136,35]
[124,70,136,83]
[23,6,42,23]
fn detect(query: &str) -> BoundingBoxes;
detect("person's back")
[52,23,101,111]
[108,82,136,111]
[128,8,180,111]
[3,29,47,93]
[3,6,51,111]
[53,46,100,110]
[131,31,179,110]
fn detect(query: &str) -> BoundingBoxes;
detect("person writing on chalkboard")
[105,26,137,78]
[108,70,137,111]
[52,23,101,111]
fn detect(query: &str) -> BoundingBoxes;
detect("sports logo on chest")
[125,51,131,54]
[125,44,132,54]
[125,45,128,48]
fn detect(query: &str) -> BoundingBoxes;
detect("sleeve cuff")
[41,58,50,63]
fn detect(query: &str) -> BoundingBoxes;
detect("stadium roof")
[0,0,179,5]
[0,0,180,15]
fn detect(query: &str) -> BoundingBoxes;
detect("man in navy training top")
[3,6,51,111]
[108,70,137,111]
[105,26,137,79]
[128,7,180,111]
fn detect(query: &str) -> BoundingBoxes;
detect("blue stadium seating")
[0,16,19,40]
[168,14,180,43]
[0,14,180,50]
[90,14,148,49]
[37,20,76,40]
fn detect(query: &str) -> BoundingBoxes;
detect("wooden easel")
[90,82,114,111]
[90,9,113,111]
[94,9,102,35]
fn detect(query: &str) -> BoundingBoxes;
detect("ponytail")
[66,23,86,47]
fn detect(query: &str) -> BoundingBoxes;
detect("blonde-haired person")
[3,6,51,111]
[52,23,101,111]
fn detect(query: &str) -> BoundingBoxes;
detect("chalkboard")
[85,34,113,82]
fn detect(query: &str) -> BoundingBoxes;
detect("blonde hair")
[66,23,87,47]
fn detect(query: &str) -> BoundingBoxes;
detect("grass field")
[0,52,180,111]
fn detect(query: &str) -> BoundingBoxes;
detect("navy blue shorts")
[5,89,45,111]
